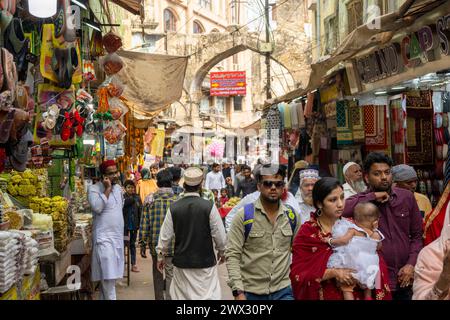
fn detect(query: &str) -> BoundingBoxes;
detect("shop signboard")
[210,71,246,96]
[352,12,450,87]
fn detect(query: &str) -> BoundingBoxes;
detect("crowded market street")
[1,0,450,305]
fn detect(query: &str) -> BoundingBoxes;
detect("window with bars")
[198,0,212,10]
[347,0,363,32]
[164,9,177,32]
[324,15,338,55]
[233,96,243,112]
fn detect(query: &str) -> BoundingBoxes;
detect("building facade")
[309,0,408,62]
[106,1,310,136]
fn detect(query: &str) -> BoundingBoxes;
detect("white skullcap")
[299,169,320,184]
[343,162,358,175]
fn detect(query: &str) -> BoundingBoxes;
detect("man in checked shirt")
[139,169,178,300]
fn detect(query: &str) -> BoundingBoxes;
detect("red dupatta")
[290,215,392,300]
[424,184,450,246]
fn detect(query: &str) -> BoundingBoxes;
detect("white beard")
[350,179,367,193]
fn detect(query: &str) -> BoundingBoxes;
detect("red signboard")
[210,71,246,96]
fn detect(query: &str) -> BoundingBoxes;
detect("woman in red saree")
[423,184,450,246]
[290,177,392,300]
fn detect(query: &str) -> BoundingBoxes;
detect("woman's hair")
[124,180,136,189]
[312,177,342,209]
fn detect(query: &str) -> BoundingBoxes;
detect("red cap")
[100,160,117,174]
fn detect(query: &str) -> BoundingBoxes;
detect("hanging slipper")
[36,122,48,139]
[15,85,29,110]
[0,90,13,110]
[53,0,66,39]
[6,0,15,15]
[42,104,60,130]
[0,49,3,90]
[73,110,84,137]
[60,111,72,141]
[0,108,15,143]
[51,47,67,87]
[0,9,13,47]
[54,112,66,134]
[69,111,76,139]
[62,0,76,43]
[1,48,17,95]
[5,17,25,55]
[84,114,95,134]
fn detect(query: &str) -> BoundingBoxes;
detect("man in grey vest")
[156,167,227,300]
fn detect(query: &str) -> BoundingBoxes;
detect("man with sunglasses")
[226,164,301,300]
[88,160,124,300]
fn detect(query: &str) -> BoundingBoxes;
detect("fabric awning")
[108,0,142,15]
[116,50,188,116]
[266,0,448,106]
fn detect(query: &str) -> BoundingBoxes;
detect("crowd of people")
[87,154,450,301]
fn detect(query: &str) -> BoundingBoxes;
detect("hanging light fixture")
[28,0,57,18]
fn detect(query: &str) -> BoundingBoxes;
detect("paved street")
[114,254,233,300]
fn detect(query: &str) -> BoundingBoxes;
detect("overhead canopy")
[266,0,448,106]
[116,50,188,117]
[108,0,142,15]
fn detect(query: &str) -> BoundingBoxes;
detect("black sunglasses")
[261,180,285,188]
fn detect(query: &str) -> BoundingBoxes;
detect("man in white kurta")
[156,167,227,300]
[204,163,226,190]
[88,160,124,300]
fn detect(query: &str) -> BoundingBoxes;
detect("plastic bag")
[108,97,128,120]
[100,53,123,76]
[103,121,127,145]
[102,76,124,97]
[103,32,123,53]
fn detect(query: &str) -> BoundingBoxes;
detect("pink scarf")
[413,200,450,299]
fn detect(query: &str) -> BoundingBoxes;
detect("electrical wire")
[186,0,293,58]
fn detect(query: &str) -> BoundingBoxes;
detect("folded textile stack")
[0,231,21,293]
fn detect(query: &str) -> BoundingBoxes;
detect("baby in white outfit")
[325,202,385,300]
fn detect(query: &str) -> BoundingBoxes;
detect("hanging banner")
[150,129,165,157]
[210,71,246,96]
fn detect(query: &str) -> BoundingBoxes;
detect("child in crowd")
[211,189,220,208]
[123,180,143,272]
[225,177,235,198]
[325,202,385,300]
[220,188,229,207]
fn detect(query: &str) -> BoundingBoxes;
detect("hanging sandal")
[0,108,15,143]
[53,1,66,39]
[0,9,13,47]
[1,48,17,95]
[5,17,25,55]
[62,0,76,43]
[0,49,3,90]
[72,110,84,137]
[60,111,72,141]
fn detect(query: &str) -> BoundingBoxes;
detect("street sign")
[210,71,246,96]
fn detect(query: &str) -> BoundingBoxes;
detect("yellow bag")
[40,24,82,85]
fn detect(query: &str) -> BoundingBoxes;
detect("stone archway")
[188,44,297,103]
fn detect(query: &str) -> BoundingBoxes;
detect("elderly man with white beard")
[342,162,367,199]
[294,169,320,224]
